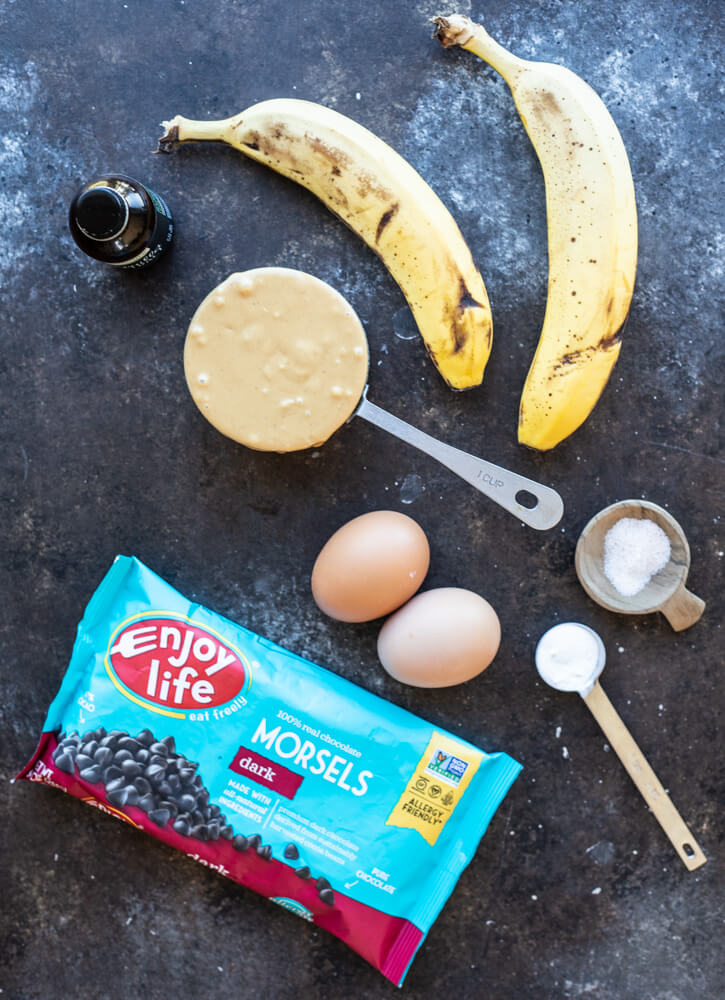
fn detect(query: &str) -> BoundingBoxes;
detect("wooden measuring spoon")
[535,622,707,871]
[575,500,705,631]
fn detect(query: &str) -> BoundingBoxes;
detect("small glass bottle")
[68,174,174,269]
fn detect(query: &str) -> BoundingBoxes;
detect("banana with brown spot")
[434,15,637,449]
[158,99,492,390]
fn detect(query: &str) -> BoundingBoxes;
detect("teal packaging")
[19,555,521,985]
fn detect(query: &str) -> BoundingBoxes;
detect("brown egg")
[311,511,430,622]
[377,587,501,687]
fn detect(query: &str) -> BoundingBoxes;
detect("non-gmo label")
[424,749,469,787]
[106,614,251,718]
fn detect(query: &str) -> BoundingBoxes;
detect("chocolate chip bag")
[18,555,521,985]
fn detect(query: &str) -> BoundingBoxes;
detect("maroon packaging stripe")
[16,733,424,984]
[382,920,425,986]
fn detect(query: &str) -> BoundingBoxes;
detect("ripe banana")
[158,99,492,391]
[434,15,638,450]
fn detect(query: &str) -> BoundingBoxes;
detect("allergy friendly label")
[386,732,483,845]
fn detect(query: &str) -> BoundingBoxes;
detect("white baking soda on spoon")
[535,622,604,693]
[535,622,706,870]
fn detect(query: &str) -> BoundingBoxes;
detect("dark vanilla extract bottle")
[68,174,174,268]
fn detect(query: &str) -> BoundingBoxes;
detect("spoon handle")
[660,583,706,632]
[583,681,706,871]
[355,394,564,530]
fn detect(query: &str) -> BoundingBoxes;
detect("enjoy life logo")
[106,615,251,718]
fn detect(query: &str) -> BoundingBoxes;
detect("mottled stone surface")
[1,1,723,998]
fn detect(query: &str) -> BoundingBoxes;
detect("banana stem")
[157,114,239,152]
[433,15,526,82]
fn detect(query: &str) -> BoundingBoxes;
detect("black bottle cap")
[74,187,128,240]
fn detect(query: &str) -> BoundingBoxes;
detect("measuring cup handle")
[660,584,706,631]
[355,396,563,530]
[583,681,706,871]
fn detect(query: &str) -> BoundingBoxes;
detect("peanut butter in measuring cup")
[184,268,369,451]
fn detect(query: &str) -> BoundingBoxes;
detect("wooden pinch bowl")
[575,500,705,631]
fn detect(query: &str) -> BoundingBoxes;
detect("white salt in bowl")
[575,499,705,631]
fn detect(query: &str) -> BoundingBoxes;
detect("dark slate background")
[1,1,723,998]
